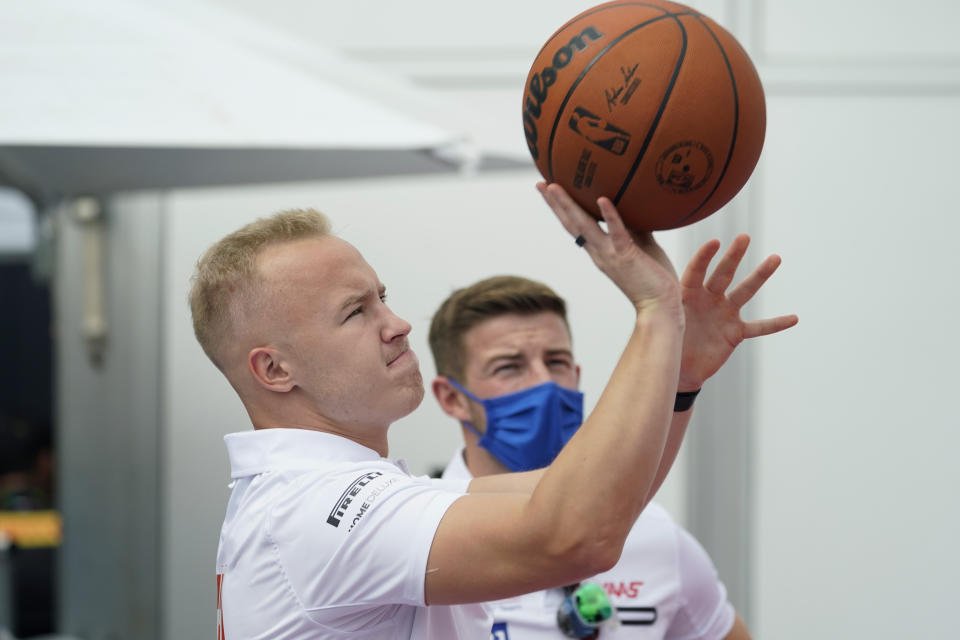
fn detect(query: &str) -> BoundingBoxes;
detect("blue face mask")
[447,379,584,472]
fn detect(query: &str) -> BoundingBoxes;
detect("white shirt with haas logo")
[215,429,491,639]
[443,449,735,640]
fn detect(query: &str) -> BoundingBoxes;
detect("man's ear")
[248,347,295,393]
[431,377,471,421]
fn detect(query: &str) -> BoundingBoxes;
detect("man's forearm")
[521,305,683,561]
[647,405,693,502]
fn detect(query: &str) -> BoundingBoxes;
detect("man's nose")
[528,361,554,385]
[382,308,412,343]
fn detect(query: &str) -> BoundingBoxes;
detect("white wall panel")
[203,0,736,87]
[752,95,960,639]
[762,0,960,60]
[208,0,730,52]
[55,194,163,639]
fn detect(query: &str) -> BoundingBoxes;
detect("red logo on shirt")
[216,573,225,639]
[604,581,644,599]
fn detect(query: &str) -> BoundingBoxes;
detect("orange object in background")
[0,510,61,548]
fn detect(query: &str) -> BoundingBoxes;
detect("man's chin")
[404,375,426,415]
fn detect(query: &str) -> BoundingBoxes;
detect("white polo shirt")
[215,429,491,639]
[443,449,735,640]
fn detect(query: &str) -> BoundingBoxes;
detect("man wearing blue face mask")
[441,376,584,473]
[429,235,796,639]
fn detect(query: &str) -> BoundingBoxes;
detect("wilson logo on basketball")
[523,26,605,160]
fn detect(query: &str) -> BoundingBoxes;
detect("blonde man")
[189,184,775,639]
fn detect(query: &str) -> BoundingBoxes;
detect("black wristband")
[674,389,701,412]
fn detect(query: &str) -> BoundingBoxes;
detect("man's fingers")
[703,234,750,294]
[597,196,636,253]
[680,239,722,289]
[538,182,603,246]
[727,254,782,308]
[537,182,578,238]
[742,314,799,339]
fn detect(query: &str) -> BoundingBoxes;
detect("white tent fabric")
[0,0,507,196]
[0,0,453,148]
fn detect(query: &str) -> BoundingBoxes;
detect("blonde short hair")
[188,208,332,369]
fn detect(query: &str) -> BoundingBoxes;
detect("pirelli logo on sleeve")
[326,471,384,528]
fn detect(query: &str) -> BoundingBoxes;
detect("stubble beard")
[401,369,426,417]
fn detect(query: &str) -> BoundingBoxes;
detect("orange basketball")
[522,0,765,231]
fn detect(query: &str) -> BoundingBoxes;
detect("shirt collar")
[441,447,474,481]
[224,428,382,479]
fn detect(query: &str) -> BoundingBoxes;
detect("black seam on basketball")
[544,9,699,182]
[613,14,688,205]
[545,8,694,181]
[673,15,741,225]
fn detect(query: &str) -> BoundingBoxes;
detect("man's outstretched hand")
[677,234,798,392]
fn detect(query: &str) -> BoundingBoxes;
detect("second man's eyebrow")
[486,351,523,362]
[482,353,525,372]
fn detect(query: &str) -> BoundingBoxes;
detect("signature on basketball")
[605,64,642,112]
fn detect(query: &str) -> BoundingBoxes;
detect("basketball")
[522,0,766,231]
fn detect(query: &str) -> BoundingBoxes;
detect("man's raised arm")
[423,184,684,605]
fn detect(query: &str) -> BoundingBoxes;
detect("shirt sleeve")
[665,527,736,640]
[270,466,464,615]
[428,476,471,494]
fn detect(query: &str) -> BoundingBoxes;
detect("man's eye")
[379,294,388,303]
[549,359,572,369]
[494,363,519,374]
[347,307,362,319]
